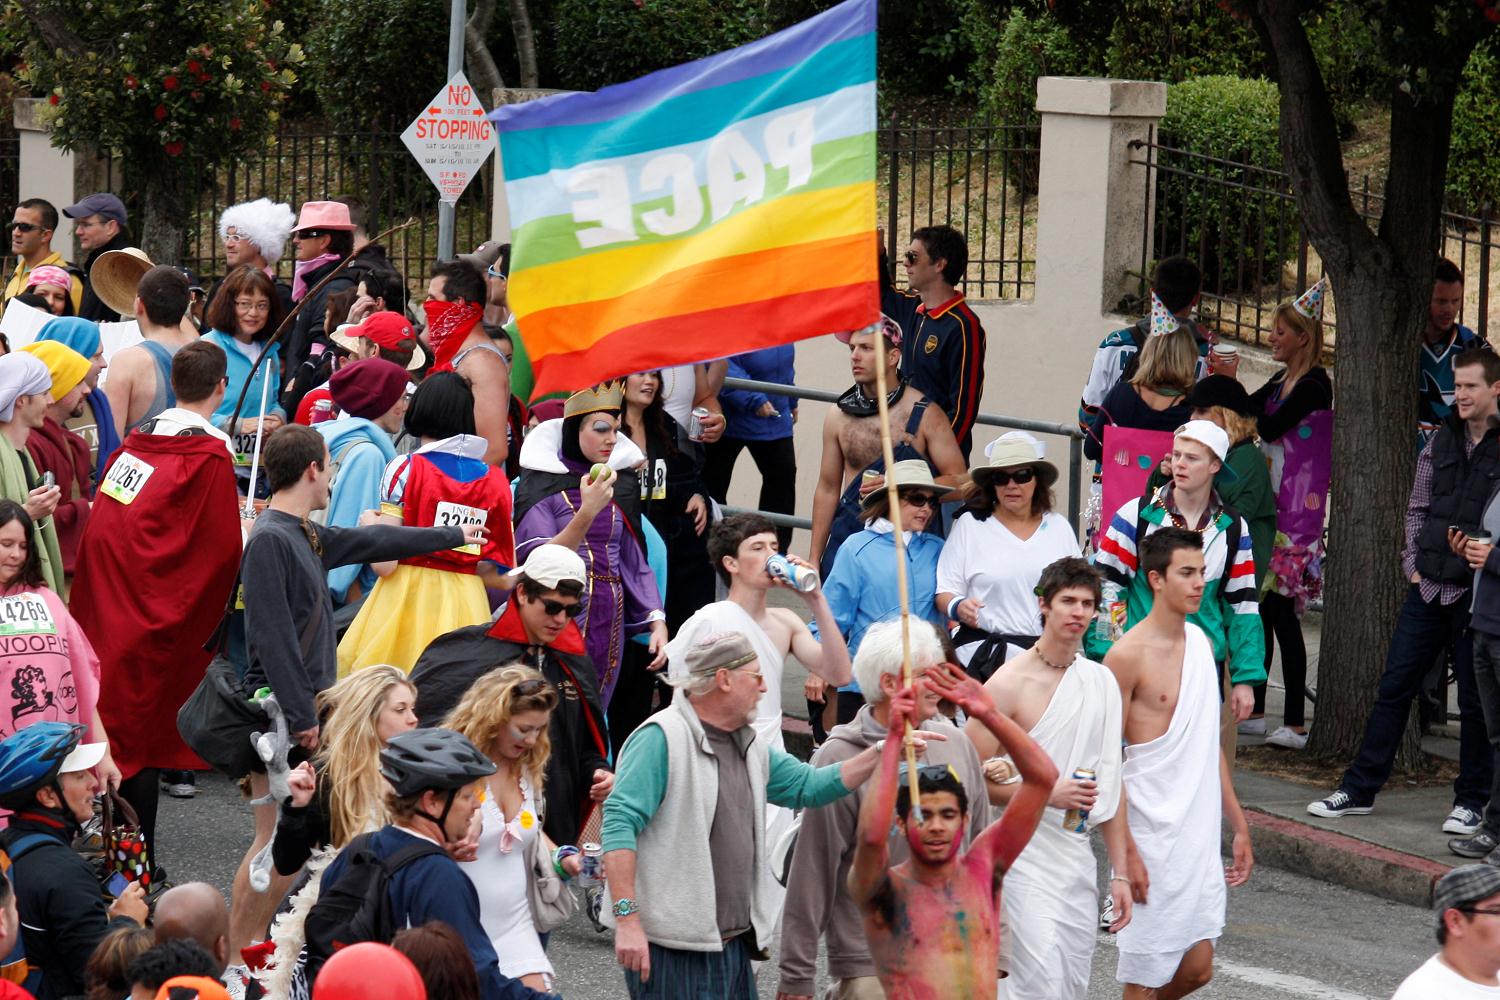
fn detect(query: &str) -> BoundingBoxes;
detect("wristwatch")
[612,897,640,918]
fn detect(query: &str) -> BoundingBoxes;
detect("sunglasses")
[903,250,921,265]
[898,762,963,783]
[900,492,941,509]
[513,677,549,696]
[7,222,41,233]
[541,599,584,619]
[487,264,508,280]
[989,468,1036,486]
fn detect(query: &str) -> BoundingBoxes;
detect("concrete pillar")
[13,98,77,250]
[1032,77,1167,318]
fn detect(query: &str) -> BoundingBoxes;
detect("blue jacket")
[316,416,399,602]
[719,345,796,441]
[815,525,946,692]
[319,826,555,1000]
[203,329,284,429]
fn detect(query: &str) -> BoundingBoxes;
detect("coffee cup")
[1210,342,1239,371]
[1469,530,1493,545]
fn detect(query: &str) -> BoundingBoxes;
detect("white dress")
[936,511,1081,664]
[459,774,554,982]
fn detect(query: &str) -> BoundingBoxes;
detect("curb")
[1243,807,1450,909]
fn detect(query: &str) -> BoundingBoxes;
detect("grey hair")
[854,618,944,704]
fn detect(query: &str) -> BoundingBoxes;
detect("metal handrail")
[722,376,1085,527]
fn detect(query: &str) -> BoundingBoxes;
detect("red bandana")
[423,299,484,371]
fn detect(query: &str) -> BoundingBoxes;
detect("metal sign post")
[438,0,466,260]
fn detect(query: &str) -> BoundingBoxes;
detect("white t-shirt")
[936,510,1081,659]
[459,776,553,981]
[657,364,697,427]
[1393,955,1500,999]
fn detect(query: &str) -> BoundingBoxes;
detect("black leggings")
[703,436,797,553]
[1255,591,1308,727]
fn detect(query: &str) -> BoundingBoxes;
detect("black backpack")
[301,832,443,981]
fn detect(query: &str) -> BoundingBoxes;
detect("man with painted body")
[849,661,1057,999]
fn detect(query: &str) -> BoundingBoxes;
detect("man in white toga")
[1104,526,1254,998]
[968,556,1131,999]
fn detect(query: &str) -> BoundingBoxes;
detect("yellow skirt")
[336,564,490,677]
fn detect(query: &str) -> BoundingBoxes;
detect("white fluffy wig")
[218,198,297,265]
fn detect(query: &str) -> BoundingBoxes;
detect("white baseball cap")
[504,544,587,590]
[1175,419,1230,463]
[60,741,107,774]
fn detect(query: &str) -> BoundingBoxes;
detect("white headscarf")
[0,352,52,422]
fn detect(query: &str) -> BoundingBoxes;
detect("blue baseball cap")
[62,193,127,225]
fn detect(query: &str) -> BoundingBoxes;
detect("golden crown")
[564,380,625,419]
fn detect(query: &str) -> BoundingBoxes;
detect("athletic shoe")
[1307,789,1373,819]
[1444,805,1483,836]
[161,772,196,799]
[1265,726,1308,750]
[585,884,606,933]
[1450,830,1499,859]
[1236,717,1267,736]
[1098,892,1114,930]
[223,964,249,1000]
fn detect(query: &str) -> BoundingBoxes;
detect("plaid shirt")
[1403,433,1475,605]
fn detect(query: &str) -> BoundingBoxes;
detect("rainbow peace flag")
[491,0,878,399]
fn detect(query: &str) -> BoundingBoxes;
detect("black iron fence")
[1129,128,1498,348]
[101,121,495,299]
[0,136,19,287]
[878,117,1038,300]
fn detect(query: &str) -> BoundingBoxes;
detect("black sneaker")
[1450,830,1499,859]
[1307,789,1372,819]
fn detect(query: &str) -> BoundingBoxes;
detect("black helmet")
[379,728,496,798]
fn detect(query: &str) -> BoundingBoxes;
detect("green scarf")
[0,434,63,591]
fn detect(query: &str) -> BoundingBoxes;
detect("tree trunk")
[507,0,540,89]
[135,163,186,266]
[1251,1,1477,767]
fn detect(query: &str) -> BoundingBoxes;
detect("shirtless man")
[967,557,1131,999]
[850,662,1057,999]
[1104,528,1253,999]
[426,260,511,466]
[668,512,853,751]
[811,319,967,576]
[104,266,199,436]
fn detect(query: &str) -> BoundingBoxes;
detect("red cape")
[71,431,242,778]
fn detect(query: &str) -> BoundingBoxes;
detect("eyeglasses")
[1461,906,1500,917]
[903,250,921,265]
[541,599,584,619]
[989,468,1036,486]
[730,666,763,681]
[7,222,40,233]
[900,492,941,509]
[234,300,270,314]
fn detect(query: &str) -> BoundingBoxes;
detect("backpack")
[308,438,377,526]
[301,833,443,982]
[0,832,60,992]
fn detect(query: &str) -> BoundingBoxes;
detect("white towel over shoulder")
[1116,623,1226,969]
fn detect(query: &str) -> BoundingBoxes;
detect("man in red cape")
[70,340,242,855]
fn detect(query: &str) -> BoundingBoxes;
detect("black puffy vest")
[1416,417,1500,585]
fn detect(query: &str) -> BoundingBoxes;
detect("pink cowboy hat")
[291,201,356,234]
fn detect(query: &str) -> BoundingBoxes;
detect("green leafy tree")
[5,0,304,263]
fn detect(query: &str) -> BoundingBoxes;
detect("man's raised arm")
[925,662,1057,873]
[847,687,914,906]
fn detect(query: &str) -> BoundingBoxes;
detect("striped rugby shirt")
[1085,486,1267,686]
[883,287,986,459]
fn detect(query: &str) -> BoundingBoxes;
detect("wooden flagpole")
[869,325,923,822]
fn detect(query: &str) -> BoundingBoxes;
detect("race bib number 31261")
[100,453,156,506]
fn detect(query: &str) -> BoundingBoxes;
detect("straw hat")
[860,458,954,508]
[89,247,154,317]
[971,431,1059,490]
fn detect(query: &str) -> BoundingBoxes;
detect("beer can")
[767,553,819,592]
[580,842,603,886]
[1062,767,1096,833]
[688,406,711,442]
[310,397,335,425]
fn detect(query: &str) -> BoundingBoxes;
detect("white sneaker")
[1265,726,1308,750]
[1237,717,1267,736]
[1445,805,1483,835]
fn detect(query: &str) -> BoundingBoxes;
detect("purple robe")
[516,491,662,705]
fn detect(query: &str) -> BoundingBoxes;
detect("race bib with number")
[100,453,156,505]
[640,458,666,502]
[435,501,486,555]
[0,593,56,637]
[231,431,260,467]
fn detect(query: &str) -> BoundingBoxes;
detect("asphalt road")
[158,775,1427,1000]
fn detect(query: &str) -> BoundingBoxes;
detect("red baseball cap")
[331,311,425,371]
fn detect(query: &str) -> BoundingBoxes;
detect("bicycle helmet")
[378,728,496,798]
[0,722,86,807]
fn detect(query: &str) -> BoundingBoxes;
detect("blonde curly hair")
[314,665,416,846]
[443,664,558,791]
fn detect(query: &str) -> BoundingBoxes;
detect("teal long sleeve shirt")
[601,723,853,853]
